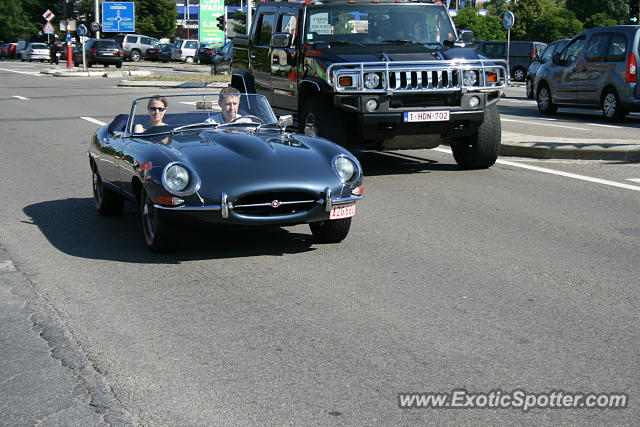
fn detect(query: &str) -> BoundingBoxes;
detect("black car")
[145,43,171,61]
[195,42,224,64]
[473,40,547,81]
[157,43,173,62]
[74,39,123,68]
[89,93,364,252]
[210,41,233,74]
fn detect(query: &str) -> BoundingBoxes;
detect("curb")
[500,131,640,161]
[42,68,154,78]
[118,80,229,88]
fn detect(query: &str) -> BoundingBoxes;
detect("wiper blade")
[379,39,418,44]
[328,40,363,47]
[172,121,219,133]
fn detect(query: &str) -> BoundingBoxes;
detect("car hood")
[311,45,481,64]
[153,129,349,198]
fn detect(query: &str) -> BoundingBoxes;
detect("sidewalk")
[0,246,133,425]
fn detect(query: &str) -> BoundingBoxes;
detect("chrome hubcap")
[539,88,550,111]
[143,197,155,239]
[93,171,102,202]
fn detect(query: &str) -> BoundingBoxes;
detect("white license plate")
[403,110,450,122]
[330,203,356,220]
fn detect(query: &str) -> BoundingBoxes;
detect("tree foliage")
[566,0,628,24]
[510,0,557,40]
[453,5,506,41]
[583,13,618,29]
[0,0,39,41]
[528,8,582,43]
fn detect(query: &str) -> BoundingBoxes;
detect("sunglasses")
[148,107,166,112]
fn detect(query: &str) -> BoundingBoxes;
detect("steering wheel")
[233,114,265,123]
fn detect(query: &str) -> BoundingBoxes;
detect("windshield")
[129,93,278,135]
[305,4,455,45]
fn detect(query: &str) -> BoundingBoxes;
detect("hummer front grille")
[328,59,508,93]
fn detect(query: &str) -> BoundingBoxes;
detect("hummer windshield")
[304,4,456,45]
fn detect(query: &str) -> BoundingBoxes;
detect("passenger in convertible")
[134,96,168,133]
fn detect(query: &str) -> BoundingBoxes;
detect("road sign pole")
[507,29,510,81]
[95,0,100,39]
[66,21,73,68]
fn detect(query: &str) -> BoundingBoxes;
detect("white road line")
[432,147,640,192]
[627,178,640,183]
[80,117,106,126]
[12,95,29,100]
[591,123,625,129]
[501,118,589,131]
[0,67,41,76]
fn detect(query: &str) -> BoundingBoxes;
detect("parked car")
[59,41,78,61]
[15,40,26,59]
[525,39,569,98]
[113,33,158,62]
[88,93,363,251]
[21,43,50,62]
[210,41,233,74]
[195,42,223,64]
[145,43,171,61]
[473,40,547,81]
[74,38,123,68]
[171,39,199,62]
[534,25,640,121]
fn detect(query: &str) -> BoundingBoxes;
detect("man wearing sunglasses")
[134,96,168,133]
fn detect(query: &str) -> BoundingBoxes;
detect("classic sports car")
[88,93,364,251]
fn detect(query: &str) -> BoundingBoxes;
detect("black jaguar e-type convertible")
[88,93,363,252]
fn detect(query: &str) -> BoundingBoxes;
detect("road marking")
[627,178,640,183]
[591,123,625,129]
[81,117,106,126]
[12,95,29,100]
[501,118,589,131]
[432,147,640,192]
[0,67,41,76]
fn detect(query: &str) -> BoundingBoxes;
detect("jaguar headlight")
[333,155,360,184]
[162,163,200,195]
[364,72,380,89]
[463,70,478,86]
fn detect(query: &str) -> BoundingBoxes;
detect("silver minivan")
[534,25,640,120]
[170,39,199,63]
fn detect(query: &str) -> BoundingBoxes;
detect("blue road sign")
[102,2,135,33]
[503,11,515,30]
[77,24,87,37]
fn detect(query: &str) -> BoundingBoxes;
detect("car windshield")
[304,4,455,45]
[129,93,278,135]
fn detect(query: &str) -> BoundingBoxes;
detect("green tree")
[528,8,582,44]
[510,0,557,40]
[453,5,506,41]
[485,0,509,18]
[583,12,617,29]
[566,0,628,24]
[0,0,38,41]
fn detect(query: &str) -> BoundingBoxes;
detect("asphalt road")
[0,66,639,424]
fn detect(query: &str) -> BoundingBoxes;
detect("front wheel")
[512,67,525,82]
[526,78,534,99]
[300,99,348,146]
[450,103,501,170]
[185,56,194,63]
[92,164,124,216]
[140,188,177,252]
[536,82,557,115]
[310,218,352,243]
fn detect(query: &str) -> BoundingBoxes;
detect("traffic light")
[630,0,639,24]
[216,15,225,32]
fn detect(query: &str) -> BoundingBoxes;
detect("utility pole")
[95,0,100,39]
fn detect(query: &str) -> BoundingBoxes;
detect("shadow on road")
[23,198,316,263]
[355,150,461,176]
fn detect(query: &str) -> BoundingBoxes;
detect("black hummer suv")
[231,0,507,169]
